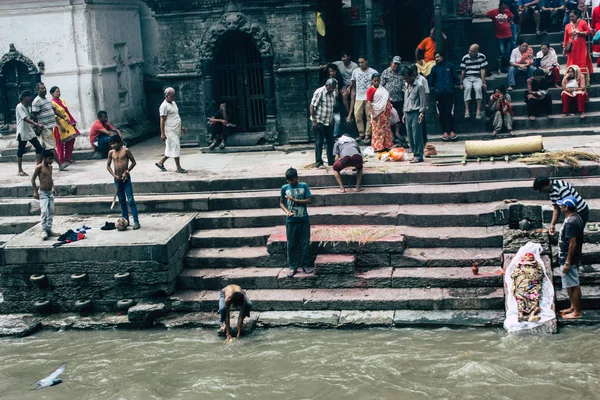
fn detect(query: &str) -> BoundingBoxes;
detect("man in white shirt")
[15,90,44,176]
[324,51,358,113]
[155,87,187,173]
[348,56,378,144]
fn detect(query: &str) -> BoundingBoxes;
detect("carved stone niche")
[198,12,273,61]
[0,44,39,73]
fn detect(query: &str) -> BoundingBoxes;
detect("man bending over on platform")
[533,176,590,234]
[219,284,253,343]
[556,196,585,319]
[332,131,363,193]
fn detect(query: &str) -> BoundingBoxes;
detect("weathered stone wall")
[0,214,194,314]
[0,0,151,148]
[151,1,319,145]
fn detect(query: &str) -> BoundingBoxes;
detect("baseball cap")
[392,56,402,64]
[556,196,577,209]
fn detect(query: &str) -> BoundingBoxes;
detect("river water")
[1,326,599,400]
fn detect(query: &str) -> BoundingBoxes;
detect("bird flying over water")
[34,362,67,390]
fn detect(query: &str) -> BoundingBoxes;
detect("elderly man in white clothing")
[155,87,187,173]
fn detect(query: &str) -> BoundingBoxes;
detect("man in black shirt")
[557,196,584,319]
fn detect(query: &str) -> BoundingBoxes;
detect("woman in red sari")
[50,86,80,165]
[564,9,593,87]
[366,74,393,152]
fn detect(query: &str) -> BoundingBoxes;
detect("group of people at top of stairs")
[491,1,600,122]
[310,1,600,168]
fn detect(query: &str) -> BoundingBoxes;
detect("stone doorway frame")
[0,44,41,125]
[198,9,278,144]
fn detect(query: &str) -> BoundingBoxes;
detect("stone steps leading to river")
[185,246,502,270]
[190,225,505,250]
[177,266,503,291]
[556,285,600,310]
[169,287,505,312]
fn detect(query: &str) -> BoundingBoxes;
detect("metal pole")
[365,0,374,63]
[434,0,443,54]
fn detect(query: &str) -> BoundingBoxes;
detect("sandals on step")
[155,163,167,172]
[176,168,188,174]
[287,269,296,278]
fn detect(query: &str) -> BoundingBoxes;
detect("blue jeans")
[496,37,512,68]
[95,134,111,157]
[510,23,518,51]
[218,291,253,324]
[507,65,535,87]
[333,112,341,137]
[114,178,139,225]
[286,220,311,271]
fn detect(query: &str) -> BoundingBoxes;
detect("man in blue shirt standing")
[429,51,458,141]
[280,167,313,277]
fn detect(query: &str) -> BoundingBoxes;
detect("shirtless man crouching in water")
[218,284,253,343]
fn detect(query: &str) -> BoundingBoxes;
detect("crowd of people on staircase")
[308,0,600,170]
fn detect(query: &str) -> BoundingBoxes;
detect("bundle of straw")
[312,226,396,247]
[517,151,599,168]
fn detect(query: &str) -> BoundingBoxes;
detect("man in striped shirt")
[533,176,590,234]
[460,44,488,119]
[310,78,338,168]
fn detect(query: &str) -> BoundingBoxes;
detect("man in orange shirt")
[415,28,446,77]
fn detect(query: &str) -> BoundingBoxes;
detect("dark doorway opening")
[1,60,35,124]
[392,0,434,62]
[213,33,266,133]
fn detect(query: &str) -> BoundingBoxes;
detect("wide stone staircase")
[1,166,600,326]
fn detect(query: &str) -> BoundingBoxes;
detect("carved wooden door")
[214,34,266,132]
[1,60,34,124]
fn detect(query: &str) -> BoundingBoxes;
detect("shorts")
[559,257,580,288]
[164,132,181,158]
[39,128,56,150]
[333,154,363,171]
[17,134,44,158]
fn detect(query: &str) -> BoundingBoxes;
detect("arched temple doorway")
[0,44,40,124]
[213,33,266,133]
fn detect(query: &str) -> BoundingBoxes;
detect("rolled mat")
[465,135,543,158]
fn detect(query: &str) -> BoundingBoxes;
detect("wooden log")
[465,135,543,158]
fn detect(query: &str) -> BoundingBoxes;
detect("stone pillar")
[202,59,214,145]
[365,0,374,64]
[262,54,278,143]
[434,0,444,54]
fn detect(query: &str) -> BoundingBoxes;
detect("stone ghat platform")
[0,214,195,314]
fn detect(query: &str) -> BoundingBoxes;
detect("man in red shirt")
[89,110,121,158]
[487,1,514,74]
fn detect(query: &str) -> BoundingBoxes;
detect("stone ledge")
[0,314,41,337]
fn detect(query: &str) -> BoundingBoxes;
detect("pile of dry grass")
[312,226,396,247]
[517,151,599,168]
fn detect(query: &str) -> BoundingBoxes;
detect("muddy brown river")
[1,326,599,399]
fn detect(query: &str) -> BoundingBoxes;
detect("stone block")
[314,254,355,275]
[128,303,169,322]
[160,312,218,329]
[355,253,390,269]
[338,310,394,328]
[2,214,194,265]
[503,228,550,254]
[393,310,505,328]
[0,314,41,337]
[257,311,340,328]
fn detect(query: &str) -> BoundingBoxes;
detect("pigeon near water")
[34,362,67,390]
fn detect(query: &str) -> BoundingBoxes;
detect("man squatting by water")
[219,284,253,343]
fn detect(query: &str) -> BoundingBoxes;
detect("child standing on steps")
[31,150,57,240]
[279,167,313,277]
[107,135,140,230]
